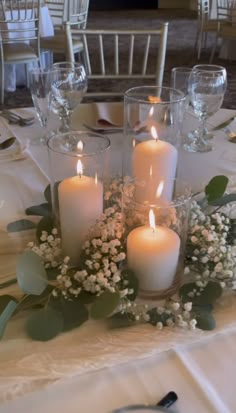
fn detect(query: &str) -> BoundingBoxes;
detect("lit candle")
[58,159,103,265]
[133,126,178,203]
[127,209,180,293]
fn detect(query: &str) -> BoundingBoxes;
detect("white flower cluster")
[185,201,236,289]
[121,300,197,330]
[27,228,62,268]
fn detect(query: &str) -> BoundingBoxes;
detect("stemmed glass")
[29,67,52,144]
[185,64,227,153]
[49,62,87,132]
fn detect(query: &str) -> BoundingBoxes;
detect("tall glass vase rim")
[192,64,227,72]
[47,131,111,159]
[124,85,185,105]
[122,178,192,209]
[52,61,85,69]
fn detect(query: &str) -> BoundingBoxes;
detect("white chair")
[41,0,89,61]
[195,0,219,59]
[210,0,236,61]
[65,23,169,97]
[0,0,41,104]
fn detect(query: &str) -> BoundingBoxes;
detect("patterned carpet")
[2,8,236,109]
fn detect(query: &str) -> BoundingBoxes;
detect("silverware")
[83,123,123,134]
[0,137,16,150]
[212,116,236,131]
[1,110,35,126]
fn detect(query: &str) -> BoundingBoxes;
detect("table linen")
[1,106,236,412]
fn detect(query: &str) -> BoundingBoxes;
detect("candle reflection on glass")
[133,126,178,204]
[58,159,103,265]
[127,209,180,294]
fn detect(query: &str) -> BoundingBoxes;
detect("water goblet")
[49,62,87,132]
[29,67,51,144]
[184,64,227,153]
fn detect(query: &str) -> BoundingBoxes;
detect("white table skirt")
[0,105,236,412]
[1,6,54,92]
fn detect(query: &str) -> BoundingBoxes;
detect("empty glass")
[171,66,192,106]
[49,62,87,132]
[29,67,51,144]
[185,64,227,153]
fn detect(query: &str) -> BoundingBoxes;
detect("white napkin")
[93,102,123,127]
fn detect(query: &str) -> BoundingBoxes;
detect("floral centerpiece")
[1,175,236,341]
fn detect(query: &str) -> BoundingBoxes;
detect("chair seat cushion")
[41,33,83,53]
[3,43,38,62]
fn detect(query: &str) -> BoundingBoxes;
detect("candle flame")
[151,126,158,141]
[148,96,162,104]
[77,140,83,151]
[77,159,83,177]
[149,209,156,232]
[156,181,164,199]
[132,138,136,148]
[95,172,98,185]
[148,106,154,118]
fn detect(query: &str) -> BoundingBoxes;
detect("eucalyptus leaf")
[180,281,222,305]
[50,297,88,331]
[90,291,120,320]
[16,287,53,313]
[0,295,18,314]
[36,216,54,243]
[26,203,52,218]
[0,278,17,290]
[0,300,18,339]
[44,184,51,204]
[7,219,36,232]
[121,269,139,301]
[195,310,216,331]
[205,175,228,203]
[16,250,48,295]
[147,307,172,327]
[208,193,236,207]
[108,312,135,329]
[26,308,63,341]
[77,291,96,304]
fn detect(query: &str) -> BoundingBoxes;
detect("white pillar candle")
[127,210,180,293]
[58,160,103,265]
[133,126,178,203]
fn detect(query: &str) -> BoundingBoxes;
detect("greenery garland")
[1,175,236,341]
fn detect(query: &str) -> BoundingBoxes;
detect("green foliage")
[107,312,136,329]
[0,295,18,314]
[180,281,222,305]
[16,250,48,295]
[147,307,173,327]
[26,308,63,341]
[195,310,216,331]
[36,216,54,243]
[0,300,18,339]
[7,219,36,232]
[90,291,120,320]
[205,175,228,203]
[121,269,139,301]
[26,203,52,218]
[50,297,88,331]
[44,184,52,204]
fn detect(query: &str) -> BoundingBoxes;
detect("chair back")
[45,0,65,27]
[46,0,89,28]
[0,0,41,44]
[66,23,168,95]
[197,0,211,22]
[217,0,236,22]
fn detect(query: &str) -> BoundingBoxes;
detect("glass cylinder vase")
[122,178,191,299]
[123,86,186,178]
[47,130,110,265]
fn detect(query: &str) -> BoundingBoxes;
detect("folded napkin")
[92,102,123,127]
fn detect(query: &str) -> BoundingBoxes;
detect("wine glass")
[49,62,87,132]
[29,67,52,144]
[185,64,227,153]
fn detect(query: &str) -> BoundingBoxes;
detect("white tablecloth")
[1,106,236,413]
[0,6,54,92]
